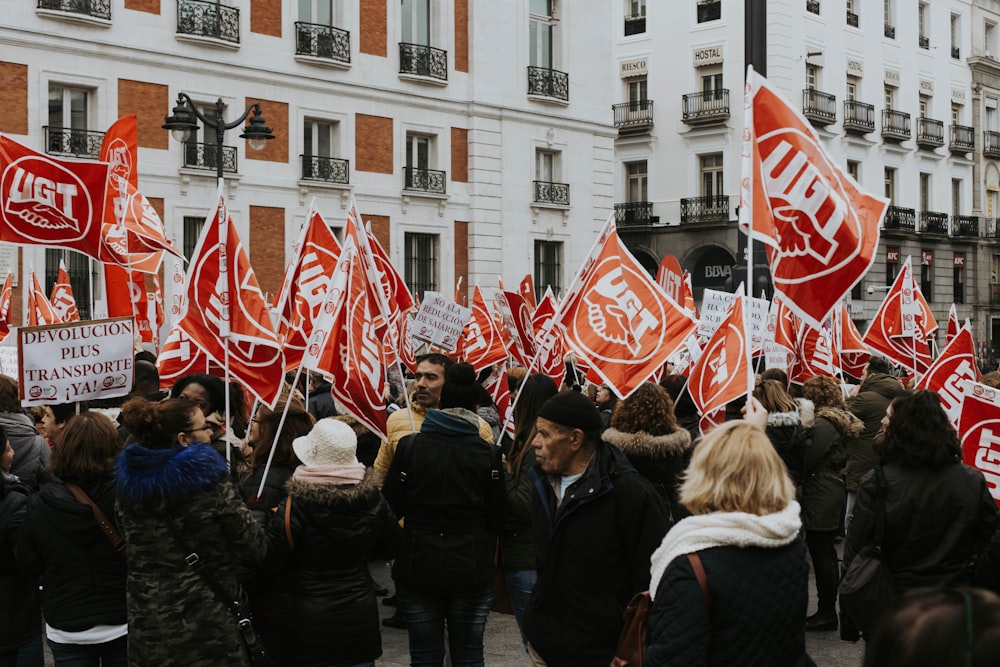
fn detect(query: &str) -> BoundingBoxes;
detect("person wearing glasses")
[116,397,266,666]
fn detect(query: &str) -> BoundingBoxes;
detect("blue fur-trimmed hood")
[116,441,228,510]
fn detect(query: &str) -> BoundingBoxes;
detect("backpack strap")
[283,495,294,551]
[64,482,125,558]
[687,552,711,610]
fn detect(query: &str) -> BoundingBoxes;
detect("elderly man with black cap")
[523,390,671,666]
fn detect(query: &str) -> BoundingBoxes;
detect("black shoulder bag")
[838,464,897,640]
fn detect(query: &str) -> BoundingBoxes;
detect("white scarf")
[648,501,802,601]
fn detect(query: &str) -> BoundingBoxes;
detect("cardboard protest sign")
[697,289,767,351]
[411,292,471,353]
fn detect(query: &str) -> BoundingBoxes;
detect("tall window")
[952,104,961,125]
[952,178,962,216]
[44,250,91,320]
[47,85,90,156]
[805,64,818,90]
[304,119,337,159]
[183,216,205,261]
[626,161,647,202]
[951,13,960,56]
[534,240,562,296]
[919,173,930,211]
[884,0,894,30]
[918,95,929,119]
[920,251,933,302]
[299,0,333,24]
[406,134,430,170]
[700,154,723,198]
[846,76,858,101]
[987,20,998,58]
[918,3,928,44]
[401,0,430,45]
[954,253,966,304]
[536,149,556,183]
[625,0,646,35]
[404,232,437,296]
[846,160,860,183]
[701,69,724,101]
[529,0,553,68]
[627,78,648,107]
[884,167,896,204]
[884,86,894,110]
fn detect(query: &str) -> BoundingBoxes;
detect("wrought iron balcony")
[44,126,104,159]
[884,23,895,39]
[177,0,239,43]
[802,89,836,125]
[916,117,944,149]
[952,46,961,59]
[624,13,645,35]
[986,131,1000,159]
[404,167,446,194]
[613,100,654,132]
[919,35,929,49]
[697,0,721,22]
[950,125,975,153]
[680,195,730,224]
[806,0,819,14]
[843,100,875,134]
[920,211,949,234]
[183,142,237,173]
[881,109,911,142]
[951,215,979,238]
[533,180,570,206]
[295,22,350,64]
[614,202,655,226]
[883,205,915,232]
[527,66,569,101]
[682,90,730,126]
[986,219,1000,239]
[846,10,858,27]
[37,0,110,20]
[301,156,349,184]
[399,42,448,81]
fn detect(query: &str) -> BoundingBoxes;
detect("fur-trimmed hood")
[816,406,863,438]
[285,467,380,508]
[794,398,815,428]
[116,441,228,510]
[767,410,802,428]
[602,427,692,458]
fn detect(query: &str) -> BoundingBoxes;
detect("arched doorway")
[689,246,736,304]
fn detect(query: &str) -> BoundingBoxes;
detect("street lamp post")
[162,93,274,180]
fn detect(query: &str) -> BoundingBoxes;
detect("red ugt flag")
[687,294,750,427]
[458,285,509,374]
[50,260,79,323]
[862,256,936,372]
[957,380,1000,509]
[0,271,11,341]
[914,324,980,427]
[28,270,61,326]
[531,287,566,388]
[740,68,886,331]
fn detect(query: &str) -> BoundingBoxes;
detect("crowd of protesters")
[1,350,1000,666]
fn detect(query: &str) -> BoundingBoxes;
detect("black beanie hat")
[537,390,603,431]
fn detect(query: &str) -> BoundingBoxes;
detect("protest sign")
[411,292,472,353]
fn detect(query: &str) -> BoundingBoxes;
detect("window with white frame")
[952,178,962,216]
[884,86,894,110]
[951,13,960,57]
[806,64,818,90]
[536,149,556,184]
[627,78,648,107]
[299,0,334,25]
[47,84,92,157]
[987,98,998,131]
[846,160,860,183]
[534,240,562,297]
[302,118,345,182]
[401,0,430,45]
[987,20,997,58]
[884,0,894,32]
[700,153,723,198]
[919,173,931,212]
[846,76,858,101]
[952,104,961,125]
[918,95,929,119]
[884,167,896,204]
[625,0,646,35]
[404,232,438,296]
[529,0,554,68]
[627,161,648,202]
[183,216,205,261]
[918,3,929,47]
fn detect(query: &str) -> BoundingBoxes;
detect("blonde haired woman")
[645,416,814,666]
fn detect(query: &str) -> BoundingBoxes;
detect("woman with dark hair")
[170,374,245,474]
[239,400,314,511]
[659,374,700,443]
[752,379,807,487]
[501,373,557,648]
[593,384,618,430]
[0,375,49,490]
[115,397,266,666]
[18,412,128,665]
[845,391,998,621]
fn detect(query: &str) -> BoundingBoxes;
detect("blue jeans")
[0,636,43,667]
[504,569,537,649]
[400,584,495,667]
[47,636,128,667]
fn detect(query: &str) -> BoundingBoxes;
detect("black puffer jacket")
[602,427,692,520]
[253,470,399,667]
[646,541,814,666]
[0,412,49,490]
[17,473,127,632]
[238,463,295,512]
[765,411,807,487]
[524,442,670,667]
[0,473,40,653]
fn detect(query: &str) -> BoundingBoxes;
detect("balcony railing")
[614,202,655,226]
[37,0,110,20]
[881,109,911,142]
[843,100,875,134]
[846,10,858,27]
[950,124,975,153]
[404,167,446,194]
[884,23,895,39]
[952,46,961,59]
[624,13,645,35]
[527,66,569,101]
[533,180,570,205]
[802,89,836,125]
[884,205,915,232]
[177,0,239,43]
[919,35,929,49]
[399,42,448,81]
[920,211,949,234]
[613,100,654,131]
[183,142,237,173]
[697,0,721,22]
[985,131,1000,159]
[680,195,730,224]
[952,215,979,238]
[806,0,820,14]
[987,219,1000,239]
[301,156,349,184]
[682,90,730,125]
[916,117,944,148]
[295,22,350,63]
[43,126,104,159]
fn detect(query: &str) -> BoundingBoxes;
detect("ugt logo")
[2,156,91,242]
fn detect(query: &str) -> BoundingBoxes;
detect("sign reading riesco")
[620,58,648,78]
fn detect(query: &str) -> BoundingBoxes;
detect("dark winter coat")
[602,426,692,521]
[0,473,40,653]
[976,525,1000,593]
[524,441,671,667]
[0,411,49,490]
[116,441,267,667]
[500,444,537,571]
[845,462,999,592]
[381,408,506,597]
[646,541,814,667]
[238,463,295,512]
[17,473,127,632]
[307,381,338,421]
[253,470,399,667]
[802,408,861,531]
[845,372,903,492]
[765,411,807,488]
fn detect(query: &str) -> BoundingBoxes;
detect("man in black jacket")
[524,390,671,666]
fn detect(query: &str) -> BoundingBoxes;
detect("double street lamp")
[162,93,274,180]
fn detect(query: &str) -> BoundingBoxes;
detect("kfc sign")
[886,248,899,264]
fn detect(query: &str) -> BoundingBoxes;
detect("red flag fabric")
[764,297,798,378]
[98,183,181,270]
[837,304,870,380]
[957,380,1000,508]
[105,265,153,341]
[791,319,837,384]
[482,363,514,439]
[458,285,509,373]
[272,208,342,371]
[519,274,537,311]
[556,218,697,398]
[492,291,526,367]
[0,272,10,341]
[398,313,418,374]
[687,295,750,428]
[0,135,109,260]
[947,304,960,344]
[503,290,537,365]
[531,288,567,388]
[157,325,212,388]
[150,273,165,352]
[914,324,980,426]
[49,260,80,323]
[367,221,416,368]
[656,255,684,306]
[740,68,886,330]
[862,256,934,372]
[27,270,61,326]
[177,189,284,407]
